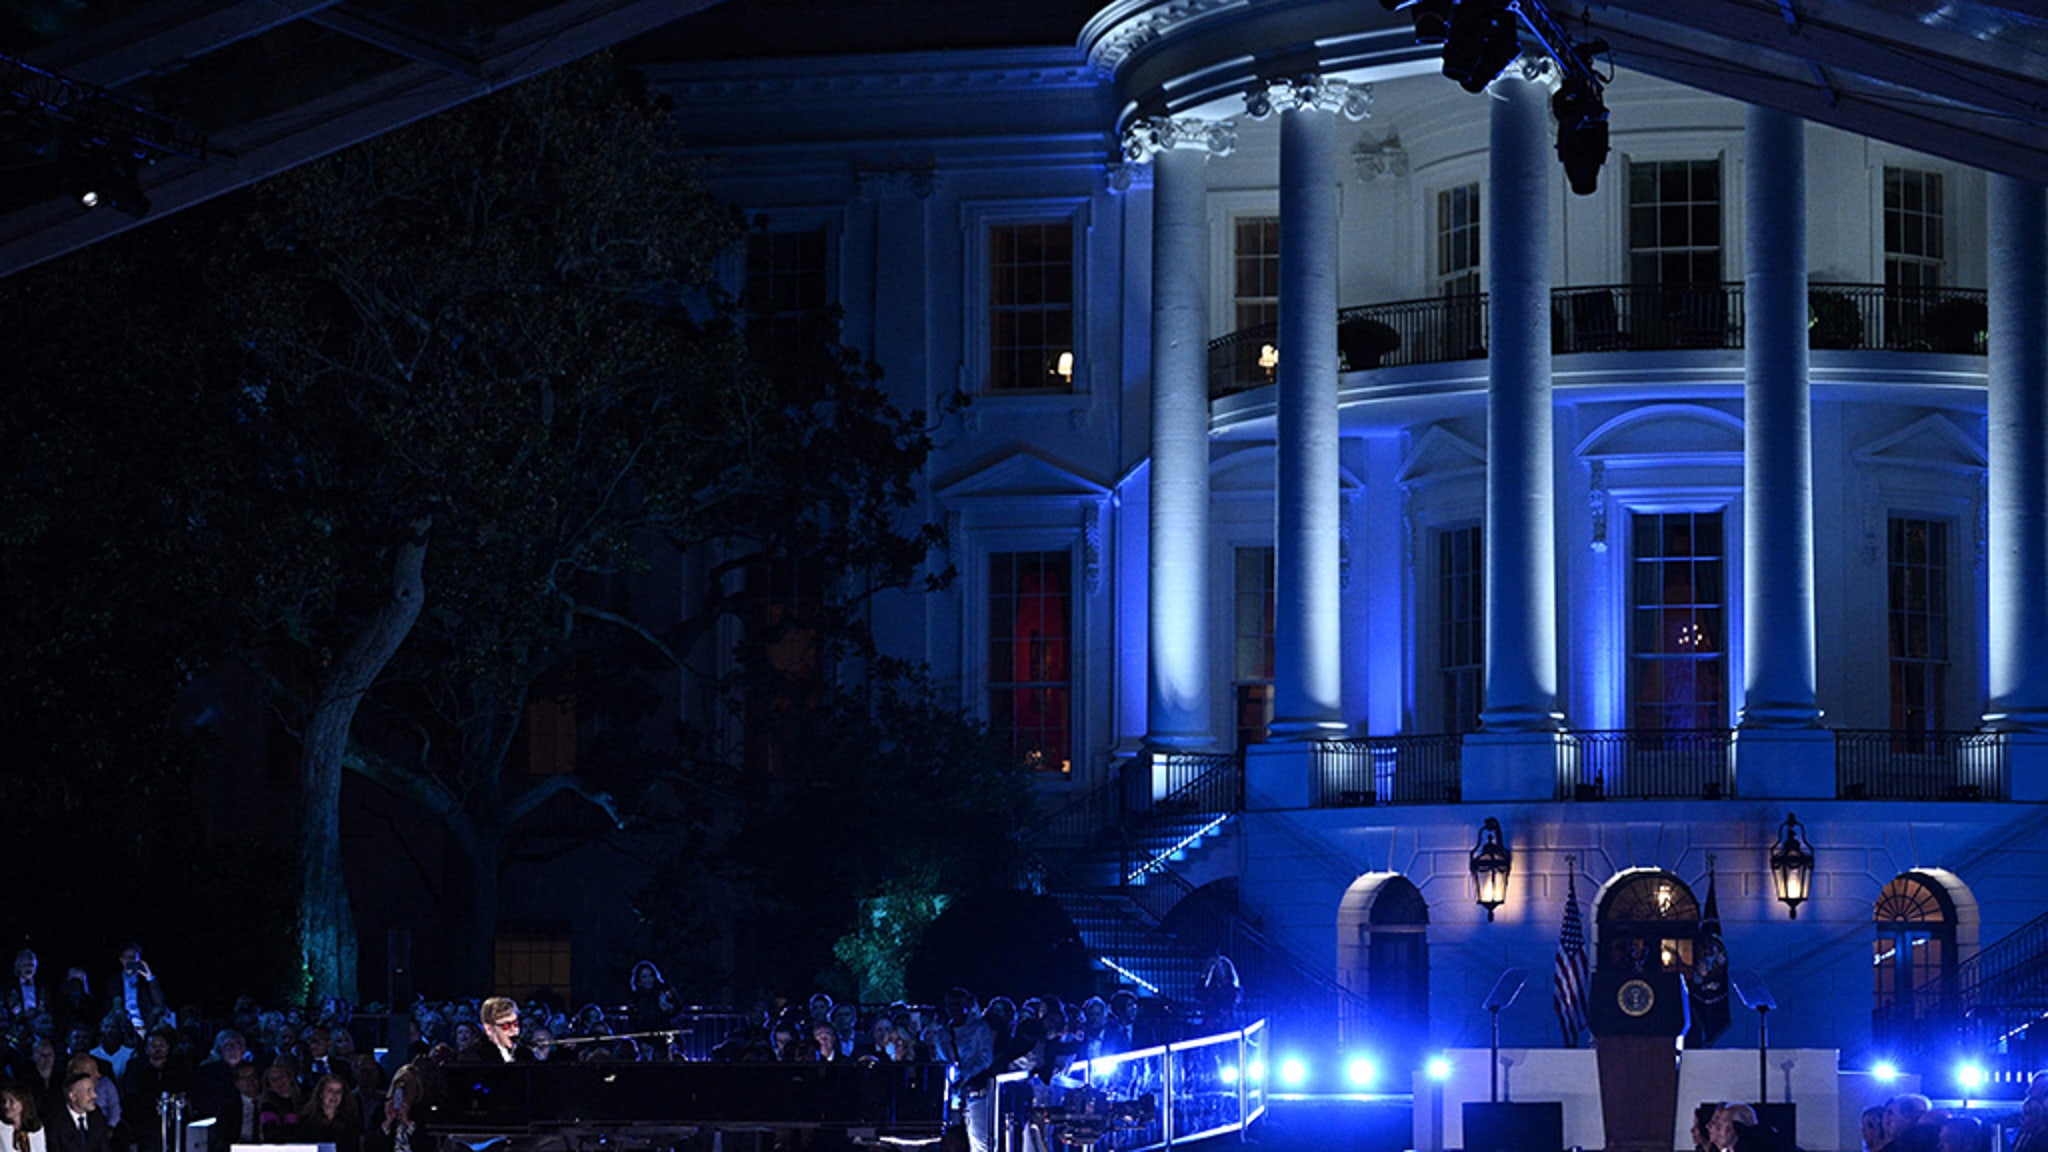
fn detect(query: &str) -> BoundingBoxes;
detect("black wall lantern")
[1770,812,1816,919]
[1470,816,1512,921]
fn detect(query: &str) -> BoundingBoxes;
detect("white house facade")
[651,0,2048,1088]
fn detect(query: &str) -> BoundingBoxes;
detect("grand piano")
[424,1060,952,1148]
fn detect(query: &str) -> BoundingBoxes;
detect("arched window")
[1596,870,1700,973]
[1365,877,1430,1048]
[1874,872,1958,1041]
[1336,874,1429,1047]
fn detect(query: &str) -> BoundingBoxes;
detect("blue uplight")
[1279,1057,1308,1088]
[1346,1055,1378,1088]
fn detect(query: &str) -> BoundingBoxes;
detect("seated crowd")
[0,945,1157,1152]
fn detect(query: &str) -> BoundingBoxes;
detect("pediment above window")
[1577,403,1744,464]
[1852,414,1986,475]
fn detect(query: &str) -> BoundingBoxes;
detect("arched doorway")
[1595,869,1701,974]
[1336,874,1430,1047]
[1873,871,1959,1046]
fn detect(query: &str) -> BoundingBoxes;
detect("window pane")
[987,221,1075,393]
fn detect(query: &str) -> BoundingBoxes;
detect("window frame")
[962,198,1091,398]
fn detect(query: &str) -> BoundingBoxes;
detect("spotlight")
[1246,1059,1266,1082]
[1426,1056,1453,1081]
[1442,0,1522,94]
[1552,74,1609,196]
[1278,1057,1308,1088]
[1406,0,1454,44]
[1345,1055,1378,1088]
[1219,1064,1240,1085]
[66,145,151,217]
[1872,1061,1899,1082]
[1958,1063,1987,1091]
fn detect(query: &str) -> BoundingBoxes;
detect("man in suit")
[4,949,45,1023]
[463,997,529,1064]
[109,945,165,1034]
[50,1071,111,1152]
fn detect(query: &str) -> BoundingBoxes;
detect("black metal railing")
[1205,281,1987,399]
[1552,282,1744,353]
[1807,283,1988,353]
[1313,734,1463,806]
[1835,729,2007,800]
[1560,729,1735,800]
[1877,904,2048,1081]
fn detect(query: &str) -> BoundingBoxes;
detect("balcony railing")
[1206,282,1988,398]
[1313,734,1462,806]
[1560,729,1735,800]
[1835,729,2007,801]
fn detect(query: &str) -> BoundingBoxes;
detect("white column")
[1478,65,1560,734]
[1986,175,2048,730]
[1126,117,1237,749]
[1255,76,1368,739]
[1739,106,1820,728]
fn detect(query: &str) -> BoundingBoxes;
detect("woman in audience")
[0,1082,48,1152]
[300,1074,362,1152]
[258,1060,302,1140]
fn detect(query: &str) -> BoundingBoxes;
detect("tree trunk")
[298,519,430,1001]
[461,824,504,992]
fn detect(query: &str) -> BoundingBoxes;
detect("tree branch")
[506,772,626,831]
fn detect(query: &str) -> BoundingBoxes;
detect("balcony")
[1312,734,1462,807]
[1835,729,2008,801]
[1560,729,1735,800]
[1206,282,1988,400]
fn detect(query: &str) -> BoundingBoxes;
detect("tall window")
[1627,160,1722,286]
[1438,525,1483,735]
[1873,872,1957,1041]
[989,550,1072,773]
[1888,517,1949,733]
[1233,216,1281,332]
[741,554,824,775]
[744,226,832,380]
[1436,184,1481,296]
[989,221,1075,393]
[1233,547,1276,748]
[1884,168,1945,343]
[1437,184,1482,358]
[1629,511,1727,729]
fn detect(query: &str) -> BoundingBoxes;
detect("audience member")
[0,1082,47,1152]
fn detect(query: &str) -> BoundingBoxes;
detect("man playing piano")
[462,999,528,1064]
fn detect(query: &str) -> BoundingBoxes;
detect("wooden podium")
[1590,971,1689,1152]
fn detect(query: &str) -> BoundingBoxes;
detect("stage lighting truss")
[3,53,209,217]
[1379,0,1615,194]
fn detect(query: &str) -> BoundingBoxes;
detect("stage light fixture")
[1345,1055,1378,1088]
[1872,1061,1899,1082]
[1552,73,1610,196]
[1442,0,1522,94]
[67,145,151,217]
[1219,1064,1240,1085]
[1426,1055,1453,1081]
[1401,0,1454,45]
[1278,1057,1308,1088]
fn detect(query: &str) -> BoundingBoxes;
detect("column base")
[2005,731,2048,802]
[1266,717,1349,741]
[1244,741,1317,810]
[1461,731,1566,802]
[1733,726,1834,799]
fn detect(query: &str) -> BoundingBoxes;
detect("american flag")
[1554,870,1590,1047]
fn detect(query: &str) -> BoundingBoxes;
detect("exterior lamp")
[1769,812,1815,919]
[1470,816,1511,921]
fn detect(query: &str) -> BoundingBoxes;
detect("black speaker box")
[1463,1101,1563,1152]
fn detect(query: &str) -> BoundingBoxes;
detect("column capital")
[1121,116,1237,164]
[1244,75,1372,122]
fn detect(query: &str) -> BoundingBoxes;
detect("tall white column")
[1986,175,2048,730]
[1255,76,1367,739]
[1739,106,1820,728]
[1126,117,1236,749]
[1478,66,1560,734]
